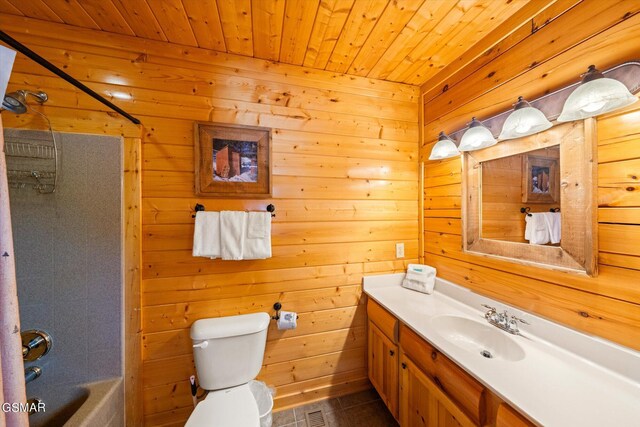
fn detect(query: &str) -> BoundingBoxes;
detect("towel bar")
[191,203,276,218]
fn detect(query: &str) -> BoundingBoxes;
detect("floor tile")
[323,410,352,427]
[338,389,381,409]
[343,400,398,427]
[273,408,296,426]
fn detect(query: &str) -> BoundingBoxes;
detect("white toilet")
[185,312,271,427]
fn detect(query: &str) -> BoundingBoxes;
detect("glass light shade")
[557,65,638,122]
[499,97,552,140]
[458,117,497,151]
[428,132,460,160]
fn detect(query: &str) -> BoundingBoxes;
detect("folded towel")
[525,213,550,245]
[243,212,272,259]
[220,211,246,260]
[402,264,436,294]
[247,211,268,238]
[543,212,561,244]
[192,211,221,259]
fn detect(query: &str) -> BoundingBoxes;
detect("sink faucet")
[481,304,497,321]
[481,305,529,335]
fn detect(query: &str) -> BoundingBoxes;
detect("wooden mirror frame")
[462,120,598,276]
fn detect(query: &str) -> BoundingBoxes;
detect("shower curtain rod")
[0,30,141,125]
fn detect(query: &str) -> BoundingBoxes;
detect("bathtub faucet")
[21,330,52,361]
[24,366,42,384]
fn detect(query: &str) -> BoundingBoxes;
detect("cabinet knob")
[401,362,407,369]
[389,350,395,356]
[431,351,437,361]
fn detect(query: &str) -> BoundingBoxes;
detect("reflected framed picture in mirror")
[522,155,559,203]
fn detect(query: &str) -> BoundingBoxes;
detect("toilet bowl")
[185,383,260,427]
[185,312,270,427]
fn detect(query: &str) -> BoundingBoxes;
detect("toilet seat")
[185,383,260,427]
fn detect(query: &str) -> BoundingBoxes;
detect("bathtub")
[28,377,123,427]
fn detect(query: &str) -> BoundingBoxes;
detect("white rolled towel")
[402,264,436,294]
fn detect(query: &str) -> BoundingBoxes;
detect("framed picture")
[194,122,272,198]
[522,154,559,203]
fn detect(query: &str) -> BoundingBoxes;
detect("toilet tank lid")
[191,312,270,340]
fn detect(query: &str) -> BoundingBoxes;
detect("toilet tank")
[191,312,270,390]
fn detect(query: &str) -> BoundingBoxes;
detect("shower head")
[2,90,48,114]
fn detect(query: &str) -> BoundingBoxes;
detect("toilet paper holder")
[271,302,299,320]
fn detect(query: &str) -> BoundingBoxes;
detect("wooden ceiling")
[0,0,537,86]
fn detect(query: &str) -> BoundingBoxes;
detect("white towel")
[220,211,246,260]
[243,212,272,259]
[543,212,561,244]
[525,213,550,245]
[192,211,221,259]
[402,264,436,294]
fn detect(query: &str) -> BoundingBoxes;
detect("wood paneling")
[0,0,535,85]
[421,0,640,351]
[124,137,143,426]
[0,15,418,426]
[422,1,640,139]
[251,0,285,61]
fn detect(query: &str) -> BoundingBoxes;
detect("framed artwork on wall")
[522,154,559,204]
[194,122,272,198]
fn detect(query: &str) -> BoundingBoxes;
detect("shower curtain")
[0,116,28,426]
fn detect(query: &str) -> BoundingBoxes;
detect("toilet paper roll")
[277,311,297,330]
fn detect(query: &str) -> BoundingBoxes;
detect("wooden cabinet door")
[496,403,536,427]
[400,354,477,427]
[368,320,399,419]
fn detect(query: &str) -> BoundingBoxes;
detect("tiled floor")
[272,389,398,427]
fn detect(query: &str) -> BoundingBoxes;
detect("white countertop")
[363,273,640,427]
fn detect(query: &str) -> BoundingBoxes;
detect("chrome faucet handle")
[508,315,529,334]
[481,304,496,320]
[498,310,509,325]
[510,315,530,325]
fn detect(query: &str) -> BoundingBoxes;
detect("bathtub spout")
[25,366,42,384]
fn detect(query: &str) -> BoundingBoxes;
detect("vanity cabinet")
[400,324,486,426]
[368,322,399,419]
[400,354,476,427]
[367,300,399,419]
[496,403,536,427]
[367,299,536,426]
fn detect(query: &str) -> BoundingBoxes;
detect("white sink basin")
[431,315,526,362]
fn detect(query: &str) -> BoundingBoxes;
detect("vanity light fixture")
[557,64,638,122]
[457,117,497,151]
[499,96,552,140]
[426,61,640,162]
[428,131,460,160]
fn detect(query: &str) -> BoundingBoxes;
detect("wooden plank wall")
[0,14,419,427]
[421,0,640,351]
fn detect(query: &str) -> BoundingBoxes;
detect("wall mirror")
[462,120,598,276]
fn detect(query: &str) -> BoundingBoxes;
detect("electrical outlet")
[395,243,405,258]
